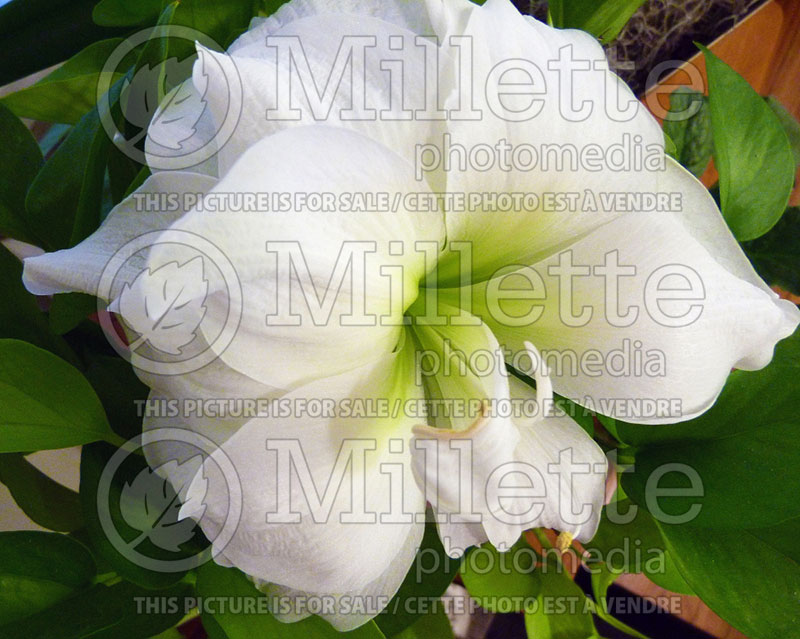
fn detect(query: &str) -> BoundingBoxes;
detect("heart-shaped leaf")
[703,46,795,240]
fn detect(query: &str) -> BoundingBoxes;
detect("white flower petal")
[229,0,439,56]
[21,171,217,296]
[144,75,220,177]
[187,336,426,596]
[1,238,44,261]
[146,125,444,388]
[411,339,607,554]
[252,519,422,631]
[459,211,800,423]
[507,371,607,543]
[658,156,776,295]
[435,0,665,283]
[197,10,449,179]
[139,332,285,490]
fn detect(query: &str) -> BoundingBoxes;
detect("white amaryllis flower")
[22,0,799,631]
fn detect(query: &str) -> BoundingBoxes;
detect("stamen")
[556,530,574,553]
[523,340,553,412]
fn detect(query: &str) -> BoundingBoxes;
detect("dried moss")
[518,0,766,95]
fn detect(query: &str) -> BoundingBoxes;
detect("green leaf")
[196,562,386,638]
[589,565,649,639]
[523,567,596,639]
[583,500,694,594]
[0,39,126,124]
[202,613,230,639]
[656,520,800,639]
[0,453,82,531]
[617,330,800,528]
[119,0,255,154]
[702,46,795,240]
[83,353,149,440]
[0,579,191,639]
[662,87,713,178]
[622,420,800,528]
[0,339,117,452]
[549,0,645,42]
[595,413,619,441]
[767,96,800,167]
[107,143,143,205]
[49,293,98,335]
[742,206,800,295]
[0,103,41,242]
[0,244,77,363]
[662,130,677,158]
[460,537,541,612]
[375,516,461,637]
[393,609,453,639]
[79,442,196,589]
[0,531,95,626]
[25,98,113,251]
[167,0,257,50]
[93,0,165,26]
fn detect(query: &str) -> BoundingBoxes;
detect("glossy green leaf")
[393,608,453,639]
[622,420,800,528]
[376,517,461,637]
[168,0,257,50]
[589,564,649,639]
[662,87,713,177]
[549,0,645,42]
[656,520,800,639]
[584,500,693,595]
[93,0,165,26]
[617,331,800,528]
[0,531,95,626]
[523,566,596,639]
[703,46,795,240]
[742,206,800,295]
[83,353,149,440]
[0,39,126,124]
[595,413,619,441]
[0,339,117,452]
[201,613,230,639]
[48,293,98,335]
[0,245,77,363]
[0,453,82,531]
[25,101,113,251]
[0,103,41,242]
[460,537,541,612]
[118,0,254,153]
[79,442,197,589]
[0,579,191,639]
[107,143,143,205]
[196,562,386,638]
[767,96,800,167]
